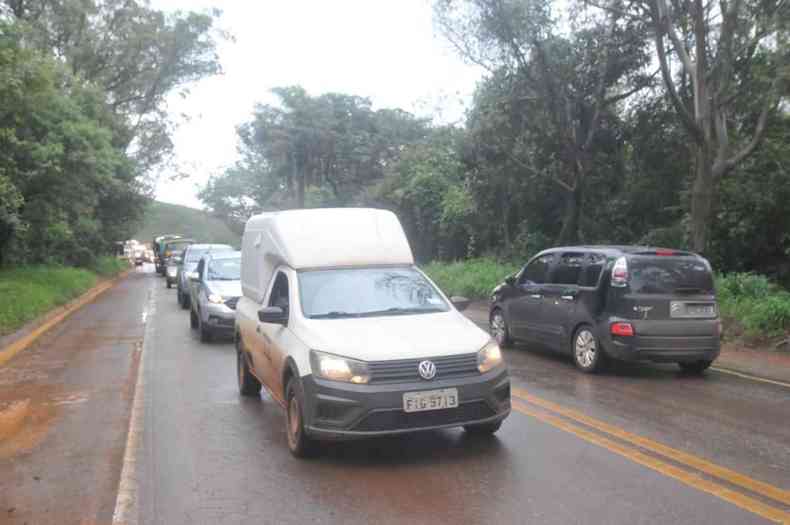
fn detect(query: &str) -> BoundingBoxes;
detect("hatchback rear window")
[628,256,714,295]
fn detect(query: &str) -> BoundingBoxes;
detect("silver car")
[177,243,233,309]
[188,251,242,342]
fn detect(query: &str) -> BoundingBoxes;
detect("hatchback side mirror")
[450,296,471,311]
[187,271,199,282]
[505,275,516,286]
[258,306,287,325]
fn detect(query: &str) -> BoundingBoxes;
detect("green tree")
[637,0,789,252]
[435,0,653,244]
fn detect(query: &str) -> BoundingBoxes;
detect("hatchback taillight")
[611,256,628,287]
[611,322,635,337]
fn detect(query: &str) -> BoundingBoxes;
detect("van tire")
[190,308,198,330]
[679,360,713,374]
[464,421,502,435]
[490,309,512,348]
[285,378,316,458]
[237,349,261,396]
[166,280,172,289]
[572,325,605,373]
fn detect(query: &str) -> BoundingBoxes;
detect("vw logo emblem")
[418,360,437,380]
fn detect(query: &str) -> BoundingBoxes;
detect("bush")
[422,258,520,299]
[0,266,97,336]
[740,294,790,336]
[89,256,129,277]
[716,272,790,337]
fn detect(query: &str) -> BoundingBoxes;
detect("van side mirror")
[505,275,516,286]
[450,296,471,311]
[258,306,287,325]
[187,271,199,282]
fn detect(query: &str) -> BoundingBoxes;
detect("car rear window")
[628,256,714,295]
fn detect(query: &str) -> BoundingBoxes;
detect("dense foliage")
[199,0,788,280]
[0,1,221,266]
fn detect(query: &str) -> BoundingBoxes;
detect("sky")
[151,0,486,209]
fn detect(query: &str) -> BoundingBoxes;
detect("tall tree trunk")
[501,187,511,248]
[557,183,582,245]
[690,145,714,253]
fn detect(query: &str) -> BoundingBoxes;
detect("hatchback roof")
[542,245,700,257]
[205,250,241,260]
[187,243,233,251]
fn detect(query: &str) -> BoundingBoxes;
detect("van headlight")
[208,293,224,304]
[310,350,371,384]
[477,340,503,373]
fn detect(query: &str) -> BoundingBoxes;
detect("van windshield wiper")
[309,311,360,319]
[358,307,446,317]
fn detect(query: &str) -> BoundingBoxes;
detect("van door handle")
[529,294,543,299]
[561,295,575,301]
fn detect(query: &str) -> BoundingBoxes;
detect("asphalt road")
[1,267,789,524]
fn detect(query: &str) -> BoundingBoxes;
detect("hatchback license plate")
[403,388,459,413]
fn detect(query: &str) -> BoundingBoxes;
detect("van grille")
[367,354,479,384]
[353,401,494,432]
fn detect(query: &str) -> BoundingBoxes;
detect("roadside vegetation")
[0,258,127,336]
[423,258,519,299]
[0,257,128,336]
[717,274,790,339]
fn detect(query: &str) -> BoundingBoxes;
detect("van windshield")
[628,256,714,295]
[299,267,450,319]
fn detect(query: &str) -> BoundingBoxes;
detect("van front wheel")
[237,348,261,396]
[572,326,605,373]
[285,379,316,458]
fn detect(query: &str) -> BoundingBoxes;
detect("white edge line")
[711,366,790,389]
[112,280,156,525]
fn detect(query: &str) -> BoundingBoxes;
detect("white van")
[236,208,510,457]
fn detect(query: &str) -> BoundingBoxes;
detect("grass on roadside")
[422,257,520,299]
[0,257,128,337]
[716,273,790,338]
[89,255,130,277]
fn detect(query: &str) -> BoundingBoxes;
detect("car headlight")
[477,340,503,373]
[208,293,224,304]
[310,350,370,384]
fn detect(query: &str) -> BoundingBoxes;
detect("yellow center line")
[512,387,790,507]
[511,400,790,524]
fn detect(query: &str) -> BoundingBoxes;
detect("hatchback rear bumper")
[599,320,720,363]
[301,367,511,440]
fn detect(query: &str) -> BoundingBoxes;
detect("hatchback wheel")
[464,421,502,436]
[679,360,712,374]
[572,326,605,373]
[490,309,512,348]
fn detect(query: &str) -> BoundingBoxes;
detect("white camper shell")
[241,208,414,303]
[235,207,510,457]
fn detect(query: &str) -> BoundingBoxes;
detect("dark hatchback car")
[490,246,720,374]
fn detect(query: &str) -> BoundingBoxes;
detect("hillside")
[133,201,241,247]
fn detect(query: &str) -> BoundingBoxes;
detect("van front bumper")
[301,367,510,440]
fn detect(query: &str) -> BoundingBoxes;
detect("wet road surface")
[1,267,789,524]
